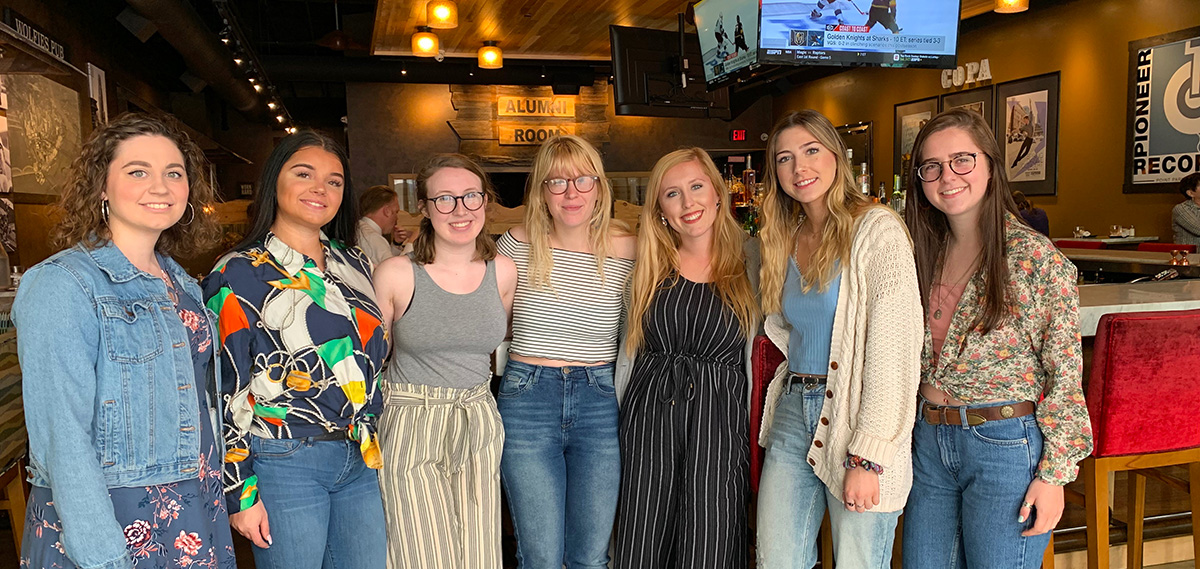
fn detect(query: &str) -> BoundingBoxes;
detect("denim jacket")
[13,242,222,569]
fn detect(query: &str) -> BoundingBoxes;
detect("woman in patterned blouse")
[902,108,1093,568]
[203,131,389,568]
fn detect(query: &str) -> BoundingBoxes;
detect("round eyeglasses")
[542,175,599,195]
[427,191,485,214]
[915,153,979,183]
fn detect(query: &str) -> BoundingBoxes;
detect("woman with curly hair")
[15,112,230,569]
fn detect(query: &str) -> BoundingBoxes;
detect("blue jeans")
[758,385,900,569]
[497,360,621,569]
[249,436,387,569]
[903,398,1050,569]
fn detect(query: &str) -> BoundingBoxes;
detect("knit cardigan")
[758,207,923,513]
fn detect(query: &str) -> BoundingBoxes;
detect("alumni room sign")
[449,84,609,165]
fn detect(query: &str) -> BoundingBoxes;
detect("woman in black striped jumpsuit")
[614,148,759,569]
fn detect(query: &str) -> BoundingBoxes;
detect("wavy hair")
[905,108,1020,334]
[411,154,498,265]
[236,129,359,251]
[54,112,219,256]
[626,148,759,353]
[759,110,874,315]
[522,135,624,289]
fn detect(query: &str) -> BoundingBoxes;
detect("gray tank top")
[388,258,507,389]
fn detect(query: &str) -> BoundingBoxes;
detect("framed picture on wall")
[940,85,994,131]
[894,97,939,187]
[1122,25,1200,194]
[996,72,1060,196]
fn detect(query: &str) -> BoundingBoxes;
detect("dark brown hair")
[1180,172,1200,197]
[904,108,1020,334]
[359,184,397,216]
[411,154,498,265]
[54,112,219,256]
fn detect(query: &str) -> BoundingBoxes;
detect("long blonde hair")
[759,110,873,315]
[626,148,759,354]
[522,135,621,288]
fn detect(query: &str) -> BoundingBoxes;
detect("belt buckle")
[966,412,987,426]
[802,375,819,390]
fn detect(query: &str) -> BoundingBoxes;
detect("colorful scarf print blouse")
[202,232,388,513]
[922,215,1093,485]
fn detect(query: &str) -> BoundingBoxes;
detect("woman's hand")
[230,501,272,548]
[842,467,880,513]
[1019,478,1063,536]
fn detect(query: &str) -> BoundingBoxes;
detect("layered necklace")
[932,251,981,321]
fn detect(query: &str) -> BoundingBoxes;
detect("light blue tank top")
[782,259,841,375]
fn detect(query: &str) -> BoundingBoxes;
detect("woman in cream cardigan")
[755,109,923,569]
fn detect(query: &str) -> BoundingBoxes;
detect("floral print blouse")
[923,215,1093,485]
[202,232,389,514]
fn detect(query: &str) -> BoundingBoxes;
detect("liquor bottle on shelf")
[891,175,904,215]
[877,182,888,205]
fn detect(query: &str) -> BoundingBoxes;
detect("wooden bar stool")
[1079,308,1200,569]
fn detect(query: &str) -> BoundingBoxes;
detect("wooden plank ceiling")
[372,0,1002,59]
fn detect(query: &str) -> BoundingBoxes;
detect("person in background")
[16,112,233,568]
[903,108,1092,568]
[203,130,389,568]
[357,184,406,265]
[373,154,517,568]
[1172,172,1200,247]
[755,109,922,568]
[614,148,759,569]
[495,135,637,569]
[1012,191,1050,237]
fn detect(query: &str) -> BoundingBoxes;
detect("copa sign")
[941,59,992,89]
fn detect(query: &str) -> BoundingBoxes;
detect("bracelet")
[842,453,884,474]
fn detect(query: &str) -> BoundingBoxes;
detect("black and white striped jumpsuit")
[614,276,750,569]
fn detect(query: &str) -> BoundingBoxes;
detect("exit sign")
[730,129,747,142]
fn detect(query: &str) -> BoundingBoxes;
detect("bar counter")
[1060,247,1200,280]
[1079,280,1200,336]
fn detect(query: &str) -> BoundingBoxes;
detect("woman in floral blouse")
[902,108,1093,568]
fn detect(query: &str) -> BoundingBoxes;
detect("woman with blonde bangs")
[755,110,922,568]
[495,135,636,569]
[612,148,758,569]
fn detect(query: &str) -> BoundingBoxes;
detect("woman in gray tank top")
[372,154,517,569]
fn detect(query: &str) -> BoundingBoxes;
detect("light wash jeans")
[249,436,387,569]
[758,384,901,569]
[903,397,1051,569]
[497,360,621,569]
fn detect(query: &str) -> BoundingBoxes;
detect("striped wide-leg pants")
[614,355,750,569]
[377,381,505,569]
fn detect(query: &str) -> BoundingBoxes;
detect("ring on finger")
[1021,500,1033,509]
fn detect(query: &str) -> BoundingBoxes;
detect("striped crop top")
[497,231,635,363]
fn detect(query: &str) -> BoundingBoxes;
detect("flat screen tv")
[694,0,760,87]
[610,24,731,119]
[758,0,962,69]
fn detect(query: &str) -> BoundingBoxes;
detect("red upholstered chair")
[750,334,785,493]
[1136,242,1198,254]
[1080,308,1200,569]
[749,335,834,566]
[1055,239,1107,250]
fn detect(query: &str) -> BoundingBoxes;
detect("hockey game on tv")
[758,0,962,69]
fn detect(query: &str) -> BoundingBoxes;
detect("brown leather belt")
[921,401,1036,426]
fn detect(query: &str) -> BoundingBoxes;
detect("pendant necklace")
[933,252,981,320]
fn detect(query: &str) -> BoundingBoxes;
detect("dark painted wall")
[344,81,774,187]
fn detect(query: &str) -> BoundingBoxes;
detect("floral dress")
[21,282,237,568]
